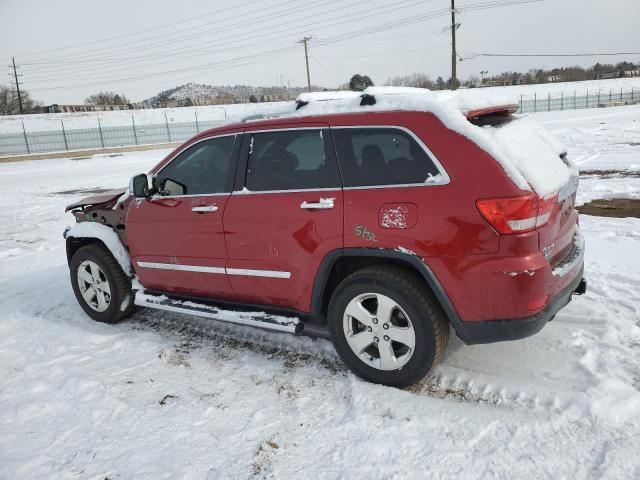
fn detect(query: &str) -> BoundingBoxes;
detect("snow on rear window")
[485,116,572,196]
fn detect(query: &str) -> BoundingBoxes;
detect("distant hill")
[144,82,312,105]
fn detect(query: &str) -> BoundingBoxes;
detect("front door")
[223,125,343,312]
[127,133,240,299]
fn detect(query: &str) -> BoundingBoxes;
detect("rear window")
[332,127,441,187]
[246,129,340,191]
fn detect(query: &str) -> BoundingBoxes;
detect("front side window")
[332,128,441,187]
[246,129,340,191]
[155,135,236,195]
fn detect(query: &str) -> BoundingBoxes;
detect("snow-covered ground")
[536,105,640,205]
[476,76,640,99]
[0,102,292,134]
[1,107,639,478]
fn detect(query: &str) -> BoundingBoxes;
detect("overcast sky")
[1,0,638,104]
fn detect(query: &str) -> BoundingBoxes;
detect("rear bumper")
[455,264,586,345]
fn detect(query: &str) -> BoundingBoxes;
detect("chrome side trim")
[137,262,225,274]
[233,187,340,196]
[226,268,291,279]
[136,261,291,279]
[244,126,327,134]
[552,231,585,278]
[232,124,450,195]
[150,192,229,200]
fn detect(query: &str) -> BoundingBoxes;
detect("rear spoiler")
[465,105,519,119]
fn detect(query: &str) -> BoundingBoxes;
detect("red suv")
[64,91,586,387]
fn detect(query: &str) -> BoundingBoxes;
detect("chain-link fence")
[1,87,639,156]
[518,87,640,113]
[0,115,224,156]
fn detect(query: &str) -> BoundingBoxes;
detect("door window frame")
[330,125,451,190]
[151,132,242,199]
[233,126,342,195]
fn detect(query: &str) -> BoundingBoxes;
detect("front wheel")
[69,243,135,324]
[328,266,449,388]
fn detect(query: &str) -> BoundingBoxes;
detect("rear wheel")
[70,243,135,324]
[328,266,449,387]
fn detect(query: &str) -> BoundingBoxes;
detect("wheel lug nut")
[372,318,378,324]
[374,337,379,343]
[384,335,390,341]
[383,324,389,329]
[367,326,372,332]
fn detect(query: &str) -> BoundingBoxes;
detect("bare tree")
[85,91,130,105]
[386,73,435,89]
[0,84,39,115]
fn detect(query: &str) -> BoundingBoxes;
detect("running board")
[134,292,302,334]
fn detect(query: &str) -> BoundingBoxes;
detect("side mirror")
[130,173,150,198]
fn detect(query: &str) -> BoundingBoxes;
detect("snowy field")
[473,76,640,99]
[1,107,639,478]
[0,102,292,134]
[536,105,640,205]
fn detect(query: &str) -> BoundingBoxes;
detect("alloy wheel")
[77,260,112,312]
[342,293,416,371]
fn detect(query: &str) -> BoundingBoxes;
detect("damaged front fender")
[64,188,127,212]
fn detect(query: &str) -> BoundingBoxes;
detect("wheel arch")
[65,227,133,277]
[66,236,104,264]
[311,248,463,333]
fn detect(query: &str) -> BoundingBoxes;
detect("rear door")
[223,124,343,312]
[330,125,450,253]
[127,133,240,299]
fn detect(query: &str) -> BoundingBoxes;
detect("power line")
[21,0,529,82]
[20,0,550,95]
[20,0,416,81]
[5,0,268,59]
[23,0,435,85]
[20,0,384,80]
[462,51,640,59]
[19,0,388,66]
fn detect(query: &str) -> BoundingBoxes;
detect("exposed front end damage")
[64,188,130,245]
[64,187,133,271]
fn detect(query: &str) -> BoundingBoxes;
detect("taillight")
[476,194,556,234]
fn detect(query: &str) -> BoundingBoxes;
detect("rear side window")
[246,129,340,191]
[332,128,441,187]
[156,135,236,195]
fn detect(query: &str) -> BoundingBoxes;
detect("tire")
[69,243,135,324]
[328,265,449,388]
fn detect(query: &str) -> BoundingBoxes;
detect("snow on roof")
[292,87,571,196]
[295,91,361,103]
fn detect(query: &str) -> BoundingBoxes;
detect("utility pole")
[11,57,24,114]
[450,0,457,91]
[298,36,312,92]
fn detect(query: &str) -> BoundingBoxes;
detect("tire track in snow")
[128,310,586,415]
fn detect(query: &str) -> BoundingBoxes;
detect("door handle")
[192,205,218,213]
[300,198,334,210]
